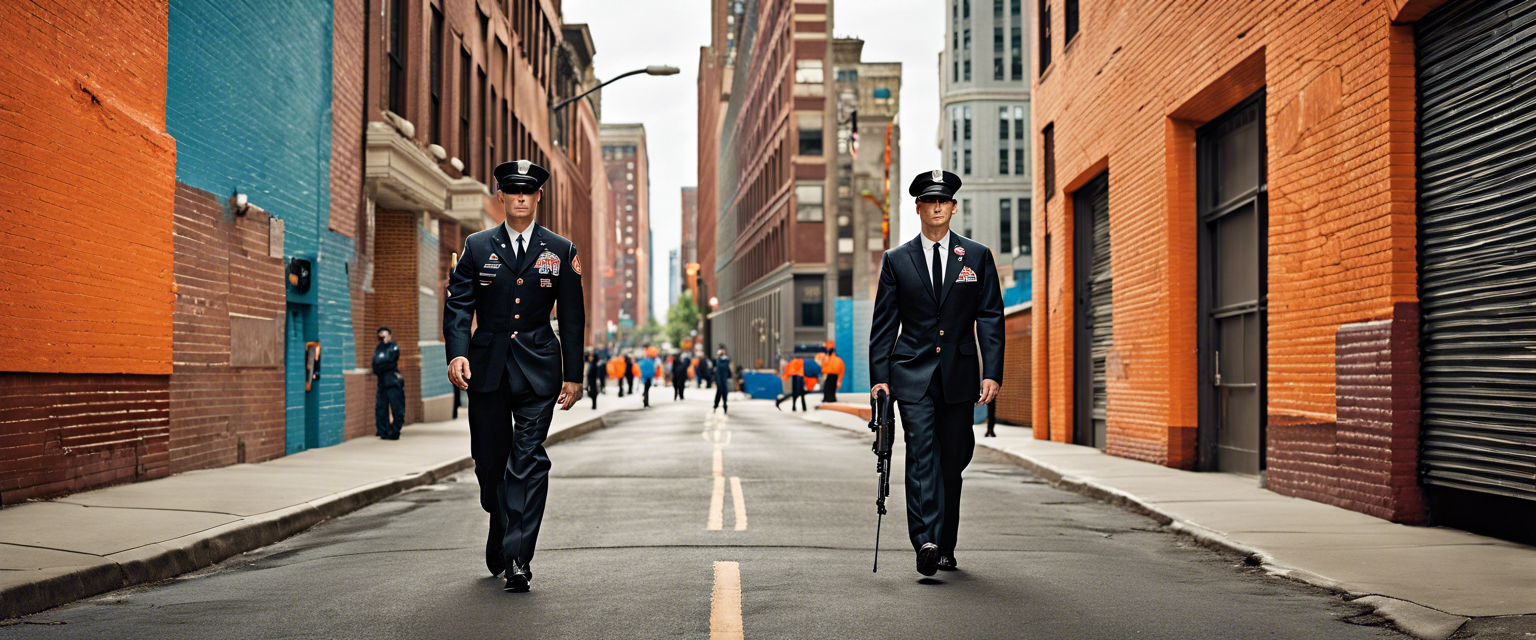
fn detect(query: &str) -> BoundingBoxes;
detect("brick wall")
[0,0,176,375]
[1031,0,1427,483]
[371,209,424,424]
[1269,302,1425,523]
[333,0,370,440]
[0,374,170,505]
[997,306,1032,427]
[168,184,287,474]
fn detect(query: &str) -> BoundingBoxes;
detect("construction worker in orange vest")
[821,347,845,403]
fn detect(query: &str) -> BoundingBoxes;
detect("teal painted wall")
[167,0,354,454]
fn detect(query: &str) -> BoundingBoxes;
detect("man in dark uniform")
[622,352,635,395]
[444,159,585,594]
[372,327,404,439]
[672,353,689,400]
[586,352,602,410]
[870,169,1004,578]
[712,346,732,414]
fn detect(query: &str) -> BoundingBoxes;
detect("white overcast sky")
[564,0,944,323]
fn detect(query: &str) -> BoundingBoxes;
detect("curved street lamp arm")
[551,68,649,113]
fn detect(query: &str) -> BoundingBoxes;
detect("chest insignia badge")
[489,253,500,261]
[956,267,977,283]
[953,245,965,256]
[572,254,582,275]
[540,278,553,288]
[535,250,561,276]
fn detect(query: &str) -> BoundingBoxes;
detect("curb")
[801,408,1471,640]
[1,412,621,620]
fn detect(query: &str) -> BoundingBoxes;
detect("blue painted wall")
[167,0,354,454]
[1004,268,1033,307]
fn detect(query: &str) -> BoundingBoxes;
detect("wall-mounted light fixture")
[230,191,269,217]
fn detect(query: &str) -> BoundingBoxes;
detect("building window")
[1000,198,1013,253]
[794,59,824,96]
[964,59,972,81]
[994,27,1005,80]
[1066,0,1079,43]
[479,69,488,183]
[460,48,472,178]
[963,106,972,140]
[999,148,1009,175]
[1019,198,1033,254]
[1039,0,1052,75]
[963,0,970,19]
[429,7,443,143]
[1015,148,1025,176]
[1014,106,1025,140]
[964,148,972,174]
[999,107,1009,140]
[961,199,972,236]
[799,283,824,327]
[798,113,823,156]
[795,182,824,221]
[1043,123,1055,198]
[387,0,407,115]
[994,0,1003,18]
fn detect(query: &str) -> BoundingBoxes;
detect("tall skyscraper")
[940,0,1032,305]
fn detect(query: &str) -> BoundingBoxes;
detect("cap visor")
[917,186,955,200]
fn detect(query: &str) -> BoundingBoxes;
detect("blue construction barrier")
[741,371,782,400]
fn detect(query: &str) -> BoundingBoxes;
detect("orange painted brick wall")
[0,0,177,375]
[1032,0,1425,474]
[997,305,1032,426]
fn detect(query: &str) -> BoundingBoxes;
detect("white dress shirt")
[504,221,537,261]
[923,232,953,290]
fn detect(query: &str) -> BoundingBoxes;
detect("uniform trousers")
[468,357,558,565]
[897,369,976,553]
[822,374,840,403]
[375,378,404,437]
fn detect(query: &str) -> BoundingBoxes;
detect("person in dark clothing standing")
[775,356,808,412]
[586,352,602,410]
[373,327,404,440]
[622,353,635,396]
[672,354,689,400]
[712,347,732,414]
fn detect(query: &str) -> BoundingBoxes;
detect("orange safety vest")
[823,355,845,376]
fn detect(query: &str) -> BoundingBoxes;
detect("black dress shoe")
[937,553,958,571]
[504,560,532,592]
[916,543,940,576]
[486,520,505,577]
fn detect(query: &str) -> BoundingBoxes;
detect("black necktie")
[931,241,943,299]
[516,235,526,265]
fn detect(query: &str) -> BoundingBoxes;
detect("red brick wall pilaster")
[370,209,423,424]
[997,307,1033,426]
[168,184,286,474]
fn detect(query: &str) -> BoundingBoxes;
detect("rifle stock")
[868,390,895,572]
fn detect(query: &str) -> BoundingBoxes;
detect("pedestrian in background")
[608,354,626,397]
[638,349,657,408]
[373,327,404,439]
[586,352,602,410]
[700,355,713,389]
[672,352,689,400]
[623,352,635,396]
[822,347,844,403]
[775,355,807,412]
[712,346,732,414]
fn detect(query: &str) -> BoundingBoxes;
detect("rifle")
[868,389,895,572]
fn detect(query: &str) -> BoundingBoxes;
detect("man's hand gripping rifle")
[868,389,895,572]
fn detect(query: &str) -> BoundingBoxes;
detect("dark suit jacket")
[869,232,1005,405]
[443,223,585,396]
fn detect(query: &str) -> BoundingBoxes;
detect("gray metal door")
[1074,172,1111,449]
[1417,0,1536,501]
[1198,92,1267,475]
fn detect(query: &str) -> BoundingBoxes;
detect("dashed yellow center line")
[730,477,747,531]
[708,476,726,530]
[711,561,744,640]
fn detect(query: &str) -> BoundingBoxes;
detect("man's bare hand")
[557,381,583,410]
[871,383,891,399]
[448,357,471,390]
[977,379,1000,406]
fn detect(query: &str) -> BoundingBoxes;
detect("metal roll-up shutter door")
[1417,0,1536,501]
[1089,178,1112,441]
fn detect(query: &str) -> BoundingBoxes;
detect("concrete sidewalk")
[0,391,648,619]
[804,406,1536,640]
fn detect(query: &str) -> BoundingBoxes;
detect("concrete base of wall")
[421,393,455,424]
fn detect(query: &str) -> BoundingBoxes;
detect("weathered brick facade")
[1031,0,1445,522]
[370,209,427,425]
[168,184,287,473]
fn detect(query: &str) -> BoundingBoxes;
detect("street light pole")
[550,65,680,113]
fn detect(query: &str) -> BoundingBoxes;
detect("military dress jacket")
[869,232,1005,405]
[443,223,585,396]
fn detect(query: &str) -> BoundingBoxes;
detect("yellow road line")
[711,561,744,640]
[730,476,747,531]
[708,476,725,530]
[713,448,724,477]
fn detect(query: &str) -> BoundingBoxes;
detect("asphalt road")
[1,396,1405,639]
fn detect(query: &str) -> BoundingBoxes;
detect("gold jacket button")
[515,297,521,303]
[514,314,521,319]
[517,278,524,285]
[936,347,942,353]
[939,330,945,336]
